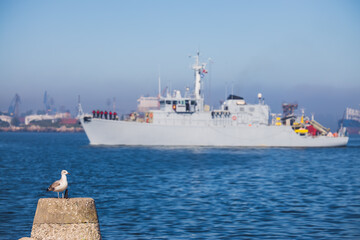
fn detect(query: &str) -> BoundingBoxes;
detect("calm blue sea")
[0,132,359,239]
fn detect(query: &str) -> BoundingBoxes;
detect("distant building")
[0,115,12,125]
[25,112,71,125]
[60,118,78,125]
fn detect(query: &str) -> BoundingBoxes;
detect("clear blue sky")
[0,0,359,129]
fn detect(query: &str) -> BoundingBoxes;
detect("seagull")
[47,170,70,198]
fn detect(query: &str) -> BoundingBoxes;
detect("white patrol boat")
[79,52,348,147]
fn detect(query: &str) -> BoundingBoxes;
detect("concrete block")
[31,198,101,240]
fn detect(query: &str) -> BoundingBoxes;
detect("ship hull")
[346,127,360,135]
[339,119,360,135]
[80,118,348,147]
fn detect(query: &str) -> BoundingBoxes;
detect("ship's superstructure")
[137,96,160,113]
[339,107,360,135]
[79,52,348,147]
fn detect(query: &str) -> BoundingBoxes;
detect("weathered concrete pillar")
[31,198,101,240]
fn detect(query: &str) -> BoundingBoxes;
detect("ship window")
[191,100,196,105]
[160,100,165,105]
[249,107,255,112]
[225,106,228,110]
[166,100,171,104]
[240,107,244,111]
[172,101,177,105]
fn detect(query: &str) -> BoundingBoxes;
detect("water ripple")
[0,133,359,239]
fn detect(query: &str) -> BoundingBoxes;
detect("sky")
[0,0,359,129]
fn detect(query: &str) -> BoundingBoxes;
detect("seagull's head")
[61,170,70,175]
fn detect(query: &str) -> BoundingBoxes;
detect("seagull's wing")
[47,180,61,191]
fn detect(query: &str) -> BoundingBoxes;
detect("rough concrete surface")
[32,223,101,240]
[31,198,101,240]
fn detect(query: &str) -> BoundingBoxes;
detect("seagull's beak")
[67,172,70,175]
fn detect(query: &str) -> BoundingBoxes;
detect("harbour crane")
[8,94,21,117]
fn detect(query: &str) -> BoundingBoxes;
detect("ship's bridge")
[159,90,198,113]
[159,98,197,113]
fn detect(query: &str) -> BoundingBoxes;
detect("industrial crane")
[8,94,21,117]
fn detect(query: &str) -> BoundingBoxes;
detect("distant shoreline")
[0,126,84,133]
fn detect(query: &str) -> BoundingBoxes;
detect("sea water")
[0,132,359,239]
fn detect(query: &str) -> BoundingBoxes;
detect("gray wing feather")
[48,180,61,191]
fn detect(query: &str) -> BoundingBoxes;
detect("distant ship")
[79,52,348,147]
[339,107,360,135]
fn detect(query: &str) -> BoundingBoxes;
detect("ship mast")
[158,66,161,98]
[192,51,207,111]
[193,51,202,100]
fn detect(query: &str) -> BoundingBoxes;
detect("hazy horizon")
[1,0,359,130]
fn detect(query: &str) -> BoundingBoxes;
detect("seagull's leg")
[57,192,59,198]
[62,192,64,198]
